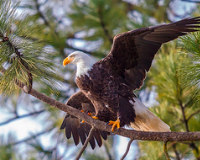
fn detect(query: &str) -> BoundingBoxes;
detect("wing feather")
[60,91,110,149]
[103,17,200,90]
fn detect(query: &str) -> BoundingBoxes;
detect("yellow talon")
[109,119,120,132]
[80,110,98,121]
[92,116,98,120]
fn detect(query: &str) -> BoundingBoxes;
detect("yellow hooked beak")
[63,57,74,66]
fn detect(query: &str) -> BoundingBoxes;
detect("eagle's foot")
[108,119,120,132]
[81,110,98,123]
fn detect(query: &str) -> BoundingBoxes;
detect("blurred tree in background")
[0,0,200,159]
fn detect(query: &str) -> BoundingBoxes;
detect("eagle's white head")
[63,51,96,77]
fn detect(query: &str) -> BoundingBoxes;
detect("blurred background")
[1,0,200,159]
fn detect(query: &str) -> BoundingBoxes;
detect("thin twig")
[187,109,200,121]
[76,126,96,160]
[4,128,52,147]
[172,144,180,160]
[164,141,171,160]
[0,110,45,126]
[120,139,134,160]
[34,0,50,26]
[179,100,189,132]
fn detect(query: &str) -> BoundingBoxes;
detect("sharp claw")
[81,120,85,123]
[92,116,98,120]
[108,121,114,125]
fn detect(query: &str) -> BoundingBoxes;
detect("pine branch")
[2,35,33,93]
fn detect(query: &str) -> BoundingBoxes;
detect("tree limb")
[16,82,200,142]
[120,139,134,160]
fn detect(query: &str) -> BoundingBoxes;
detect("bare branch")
[65,43,97,55]
[76,126,96,160]
[5,128,52,146]
[120,139,134,160]
[163,141,171,160]
[0,110,45,126]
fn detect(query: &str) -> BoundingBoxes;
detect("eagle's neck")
[76,58,96,78]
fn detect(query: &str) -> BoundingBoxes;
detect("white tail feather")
[130,98,171,132]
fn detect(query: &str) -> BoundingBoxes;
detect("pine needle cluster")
[0,1,63,95]
[180,32,200,88]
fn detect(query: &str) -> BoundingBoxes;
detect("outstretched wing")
[60,91,109,149]
[103,17,200,90]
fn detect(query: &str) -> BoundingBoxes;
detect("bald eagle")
[62,17,200,135]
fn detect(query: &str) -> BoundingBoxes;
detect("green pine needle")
[0,1,64,95]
